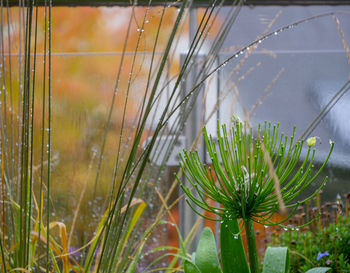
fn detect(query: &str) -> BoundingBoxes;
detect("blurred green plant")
[177,121,334,273]
[184,226,331,273]
[271,195,350,273]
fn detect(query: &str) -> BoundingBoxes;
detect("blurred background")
[2,2,350,266]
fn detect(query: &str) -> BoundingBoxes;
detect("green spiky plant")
[177,121,334,273]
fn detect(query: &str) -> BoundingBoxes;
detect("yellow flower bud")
[307,137,317,147]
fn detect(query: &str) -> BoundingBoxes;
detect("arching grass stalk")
[177,121,334,273]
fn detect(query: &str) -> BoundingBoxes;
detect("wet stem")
[245,218,260,273]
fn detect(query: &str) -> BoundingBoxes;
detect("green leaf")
[220,219,250,273]
[305,268,331,273]
[195,227,222,273]
[122,201,147,251]
[184,260,201,273]
[124,248,140,273]
[191,252,196,263]
[84,207,110,271]
[262,247,290,273]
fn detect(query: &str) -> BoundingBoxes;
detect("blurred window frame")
[5,0,350,7]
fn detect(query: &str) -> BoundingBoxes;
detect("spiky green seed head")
[177,121,334,229]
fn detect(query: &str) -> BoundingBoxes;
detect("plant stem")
[245,218,260,273]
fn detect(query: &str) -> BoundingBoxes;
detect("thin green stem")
[0,234,7,273]
[38,2,48,267]
[46,1,52,271]
[245,218,259,273]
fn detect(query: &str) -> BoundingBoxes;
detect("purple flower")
[68,247,82,261]
[317,251,329,260]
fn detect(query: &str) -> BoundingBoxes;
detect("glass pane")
[213,5,350,200]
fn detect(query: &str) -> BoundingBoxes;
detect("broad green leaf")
[262,247,289,273]
[184,260,201,273]
[220,219,250,273]
[305,268,331,273]
[195,227,222,273]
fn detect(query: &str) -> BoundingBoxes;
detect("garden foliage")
[178,121,333,273]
